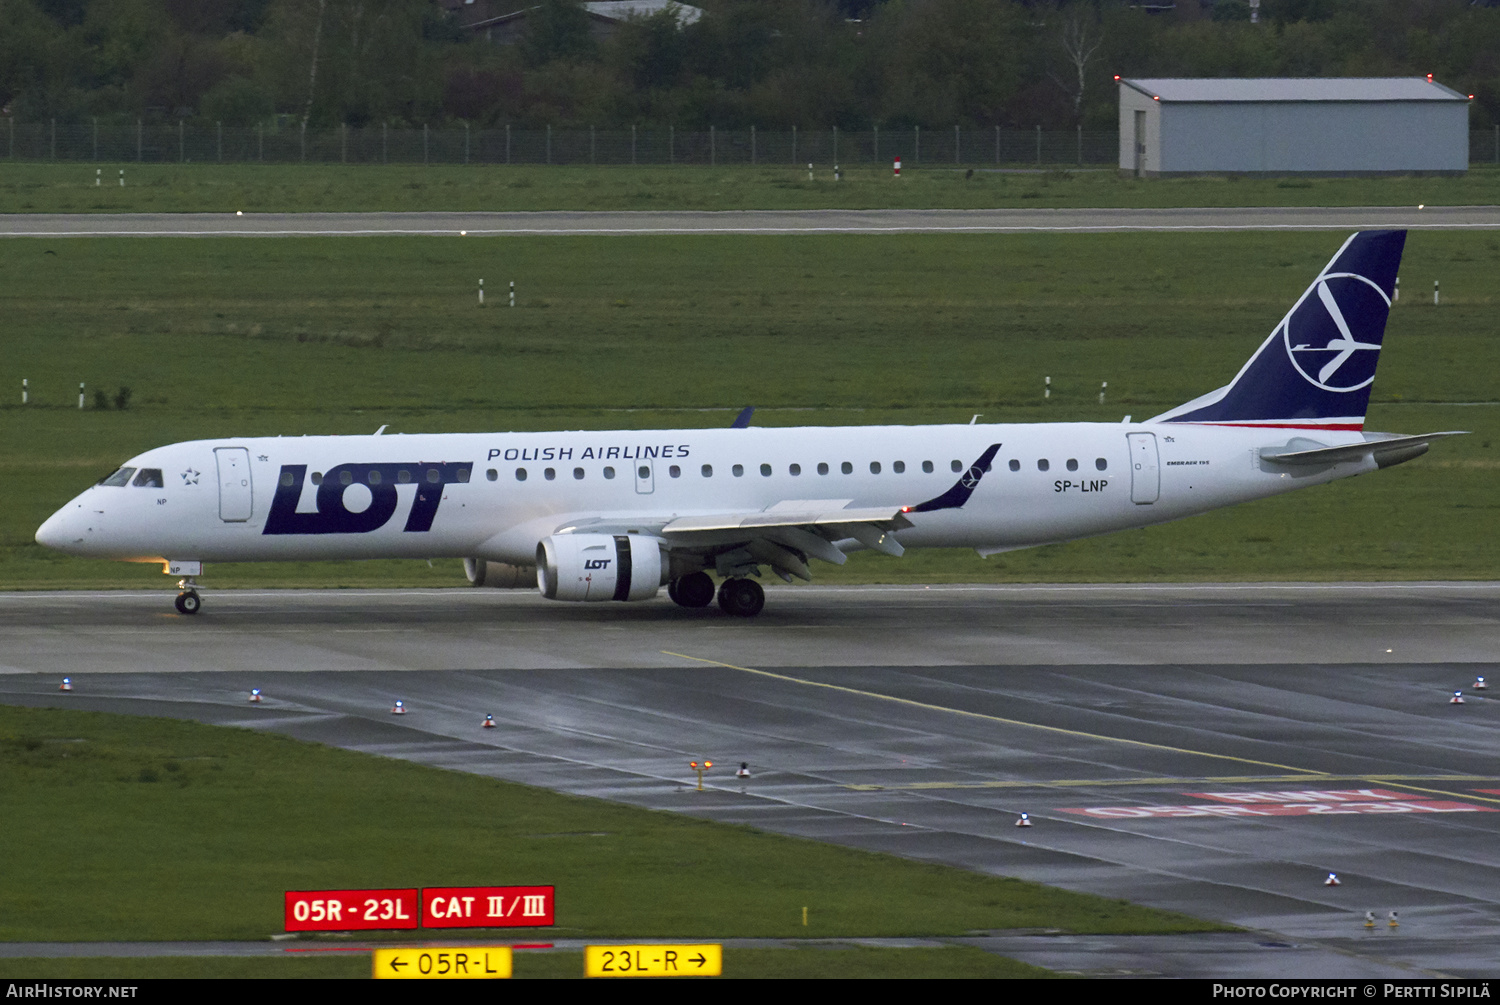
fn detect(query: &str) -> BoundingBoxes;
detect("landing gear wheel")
[716,578,765,617]
[671,572,716,609]
[175,590,201,615]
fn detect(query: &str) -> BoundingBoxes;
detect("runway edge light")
[1325,872,1341,886]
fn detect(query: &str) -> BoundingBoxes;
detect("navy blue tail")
[1152,230,1405,430]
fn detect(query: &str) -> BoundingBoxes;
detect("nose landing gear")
[174,577,202,615]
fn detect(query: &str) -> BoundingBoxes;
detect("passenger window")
[426,468,441,484]
[486,468,497,481]
[870,461,881,474]
[311,472,323,485]
[1009,459,1020,472]
[1095,458,1108,471]
[951,460,962,473]
[1066,459,1079,472]
[893,461,905,474]
[368,469,382,485]
[604,466,615,479]
[1038,459,1050,472]
[455,467,470,483]
[398,469,411,484]
[638,465,650,479]
[132,468,164,488]
[922,460,933,473]
[760,463,772,477]
[573,467,585,480]
[818,462,829,475]
[733,464,744,477]
[789,463,801,476]
[544,468,556,481]
[280,471,295,487]
[701,464,713,477]
[841,461,853,474]
[516,468,527,481]
[339,470,353,486]
[669,465,681,478]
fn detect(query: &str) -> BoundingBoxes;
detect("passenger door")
[215,447,254,522]
[1127,432,1159,505]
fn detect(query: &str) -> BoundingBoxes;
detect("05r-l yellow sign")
[373,946,512,979]
[585,944,722,977]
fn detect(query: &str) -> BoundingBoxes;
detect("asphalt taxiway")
[2,583,1497,978]
[4,205,1500,237]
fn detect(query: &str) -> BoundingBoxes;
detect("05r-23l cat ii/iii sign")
[37,231,1463,618]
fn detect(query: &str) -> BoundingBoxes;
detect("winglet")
[731,407,754,429]
[908,444,1002,513]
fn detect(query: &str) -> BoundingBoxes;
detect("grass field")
[0,946,1058,979]
[2,228,1495,589]
[0,704,1213,948]
[2,161,1500,213]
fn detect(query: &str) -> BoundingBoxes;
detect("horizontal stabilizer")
[1260,431,1467,467]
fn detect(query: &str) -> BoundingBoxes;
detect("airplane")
[35,229,1463,618]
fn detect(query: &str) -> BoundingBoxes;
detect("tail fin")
[1150,230,1405,431]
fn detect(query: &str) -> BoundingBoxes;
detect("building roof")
[1120,77,1469,103]
[583,1,702,26]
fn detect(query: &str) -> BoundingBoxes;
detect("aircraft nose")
[35,504,83,551]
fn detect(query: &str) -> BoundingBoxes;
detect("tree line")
[2,0,1497,132]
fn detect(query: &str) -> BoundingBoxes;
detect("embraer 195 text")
[36,231,1462,617]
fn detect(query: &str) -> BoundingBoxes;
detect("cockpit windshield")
[131,468,164,488]
[98,467,136,487]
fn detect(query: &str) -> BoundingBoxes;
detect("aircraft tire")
[175,590,201,615]
[673,572,716,609]
[716,578,764,617]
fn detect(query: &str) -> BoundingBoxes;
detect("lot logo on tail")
[1284,273,1390,393]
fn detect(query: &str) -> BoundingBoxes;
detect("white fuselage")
[36,421,1374,568]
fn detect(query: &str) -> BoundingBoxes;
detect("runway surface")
[2,582,1498,978]
[4,205,1500,237]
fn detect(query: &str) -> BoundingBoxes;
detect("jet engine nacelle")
[536,533,666,602]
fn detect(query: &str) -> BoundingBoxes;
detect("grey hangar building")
[1117,77,1472,177]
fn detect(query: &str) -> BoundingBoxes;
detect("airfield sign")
[422,885,555,928]
[373,947,512,980]
[585,944,722,977]
[284,888,418,931]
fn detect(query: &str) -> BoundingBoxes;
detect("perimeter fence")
[5,120,1498,167]
[0,120,1120,167]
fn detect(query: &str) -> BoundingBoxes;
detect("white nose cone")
[35,508,71,550]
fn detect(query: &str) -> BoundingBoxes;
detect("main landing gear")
[174,577,202,615]
[667,571,716,609]
[716,577,765,618]
[667,571,764,617]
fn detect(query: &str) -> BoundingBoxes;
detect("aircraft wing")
[555,443,1002,582]
[1260,431,1467,468]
